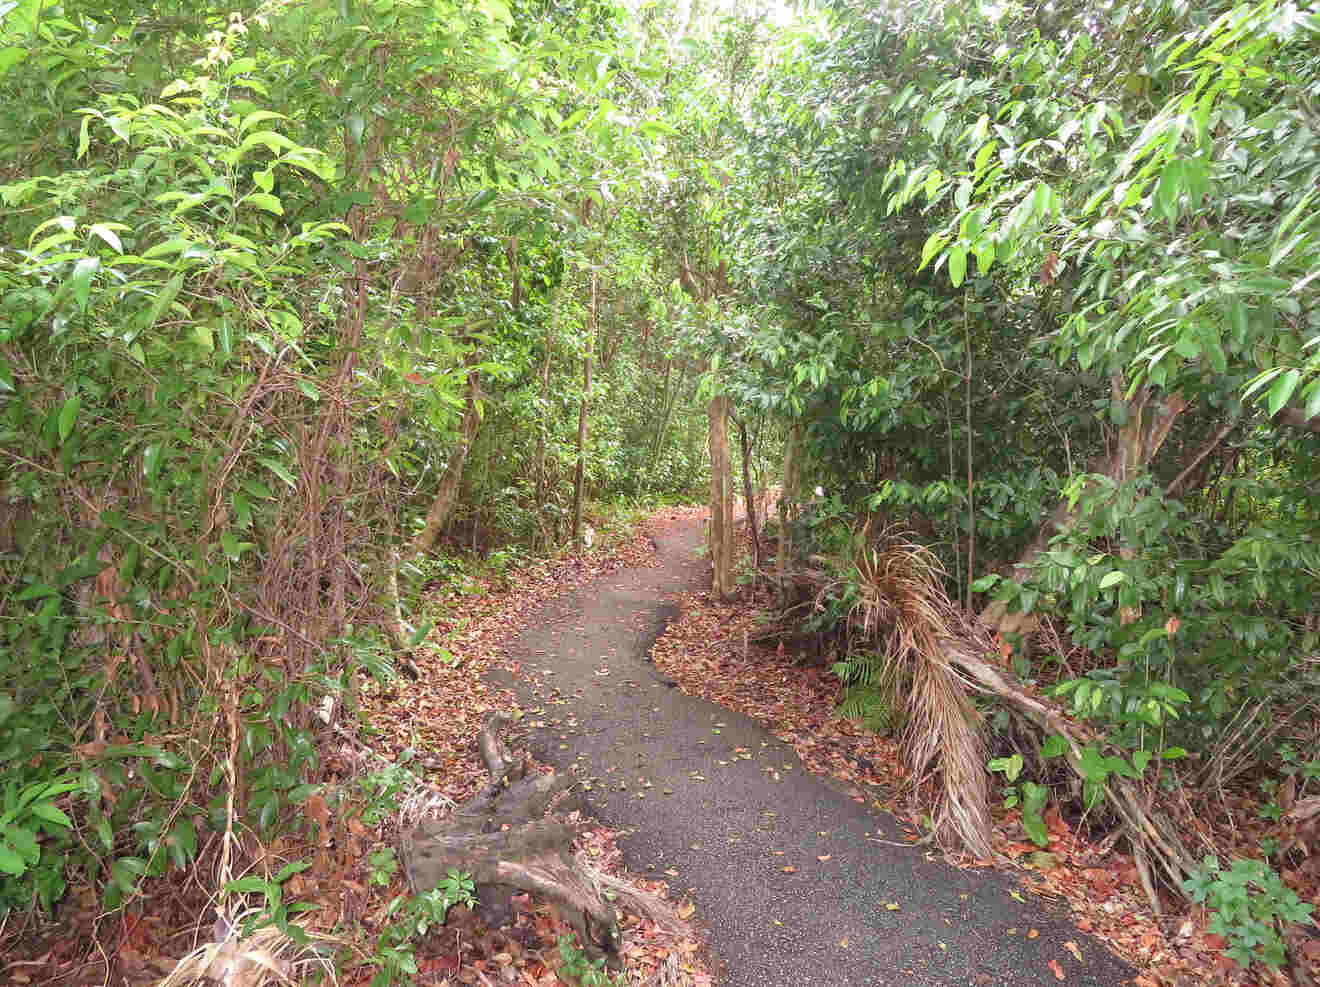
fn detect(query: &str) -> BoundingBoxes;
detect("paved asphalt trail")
[493,518,1133,986]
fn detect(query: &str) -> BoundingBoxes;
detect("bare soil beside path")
[492,512,1135,986]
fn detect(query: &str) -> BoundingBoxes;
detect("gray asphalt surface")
[493,517,1134,986]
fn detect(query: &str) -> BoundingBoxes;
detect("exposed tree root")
[398,712,677,965]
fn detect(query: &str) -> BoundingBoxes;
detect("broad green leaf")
[88,224,123,253]
[219,232,259,251]
[237,130,296,157]
[974,239,995,275]
[245,193,283,215]
[1303,379,1320,421]
[1267,369,1300,417]
[144,239,195,259]
[1022,812,1048,847]
[224,57,257,78]
[110,857,145,891]
[918,233,946,271]
[954,179,972,210]
[987,754,1023,781]
[1099,570,1126,589]
[258,457,297,490]
[58,394,80,443]
[29,230,76,256]
[948,244,967,287]
[1242,367,1282,402]
[275,858,311,883]
[1032,182,1051,220]
[1041,735,1069,758]
[69,256,98,311]
[1154,160,1182,221]
[924,168,942,200]
[139,445,168,482]
[5,825,38,865]
[29,801,72,828]
[0,841,24,875]
[143,274,184,331]
[925,107,948,142]
[239,110,288,134]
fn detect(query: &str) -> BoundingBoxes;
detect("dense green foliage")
[728,0,1319,753]
[0,0,706,920]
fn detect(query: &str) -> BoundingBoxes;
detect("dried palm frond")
[848,524,992,859]
[156,908,342,987]
[579,858,683,935]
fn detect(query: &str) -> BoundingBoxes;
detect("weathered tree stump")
[398,712,632,963]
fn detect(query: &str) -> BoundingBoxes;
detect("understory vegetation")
[1,0,1318,982]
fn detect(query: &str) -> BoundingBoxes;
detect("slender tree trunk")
[533,319,554,547]
[736,416,761,575]
[649,362,687,489]
[572,275,597,552]
[708,395,734,599]
[645,359,674,487]
[412,370,482,555]
[963,309,975,612]
[778,423,800,604]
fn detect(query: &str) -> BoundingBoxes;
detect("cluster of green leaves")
[1183,855,1314,969]
[980,468,1319,741]
[554,934,628,987]
[367,866,477,987]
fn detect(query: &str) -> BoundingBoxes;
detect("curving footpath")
[494,517,1134,986]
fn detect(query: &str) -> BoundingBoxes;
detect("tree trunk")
[736,416,761,575]
[572,274,596,552]
[708,394,734,599]
[778,423,800,604]
[399,713,677,965]
[412,370,482,555]
[533,318,554,547]
[982,383,1186,629]
[645,359,675,490]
